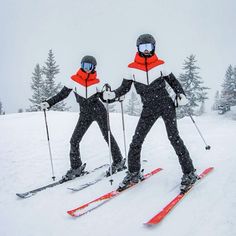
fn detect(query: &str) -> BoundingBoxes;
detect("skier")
[103,34,198,192]
[40,55,126,180]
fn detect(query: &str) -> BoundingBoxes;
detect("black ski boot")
[180,170,198,193]
[62,163,86,181]
[106,159,127,177]
[117,170,144,191]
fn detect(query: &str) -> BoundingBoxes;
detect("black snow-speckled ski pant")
[128,99,195,174]
[69,104,123,169]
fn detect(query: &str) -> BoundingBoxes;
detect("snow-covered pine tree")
[28,64,44,111]
[125,90,141,116]
[107,103,117,113]
[177,54,209,118]
[233,66,236,105]
[0,100,3,115]
[198,100,206,115]
[212,90,221,110]
[221,65,236,106]
[42,49,69,111]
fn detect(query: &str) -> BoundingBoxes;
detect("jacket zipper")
[145,57,149,85]
[85,73,89,98]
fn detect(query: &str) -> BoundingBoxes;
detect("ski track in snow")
[0,111,236,236]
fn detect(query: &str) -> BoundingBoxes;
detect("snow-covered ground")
[0,111,235,236]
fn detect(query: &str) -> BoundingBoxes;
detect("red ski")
[67,167,163,217]
[144,167,214,225]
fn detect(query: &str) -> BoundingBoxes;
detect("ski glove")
[103,91,116,100]
[175,94,189,106]
[40,101,50,110]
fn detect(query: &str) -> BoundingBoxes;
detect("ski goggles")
[81,62,94,71]
[138,43,154,53]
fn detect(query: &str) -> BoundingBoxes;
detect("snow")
[225,105,236,120]
[0,111,236,236]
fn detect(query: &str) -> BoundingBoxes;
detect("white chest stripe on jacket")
[66,80,101,98]
[130,64,167,85]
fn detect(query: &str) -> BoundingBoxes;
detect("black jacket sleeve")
[46,86,72,107]
[113,79,133,97]
[164,73,185,95]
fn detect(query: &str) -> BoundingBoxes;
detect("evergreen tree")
[125,91,141,116]
[42,49,69,111]
[233,66,236,105]
[212,90,221,110]
[177,54,209,118]
[0,100,3,115]
[198,101,206,115]
[29,64,44,111]
[108,103,117,113]
[221,65,236,106]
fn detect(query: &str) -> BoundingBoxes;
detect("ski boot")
[180,170,198,193]
[62,163,86,181]
[106,158,127,177]
[117,170,144,192]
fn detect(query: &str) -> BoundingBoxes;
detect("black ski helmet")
[81,55,97,67]
[136,34,156,47]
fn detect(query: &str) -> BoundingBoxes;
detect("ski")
[67,167,163,217]
[144,167,214,225]
[68,173,108,192]
[68,159,148,192]
[16,163,109,198]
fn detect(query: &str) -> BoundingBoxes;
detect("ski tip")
[143,222,157,227]
[67,210,77,217]
[16,193,24,198]
[16,193,28,198]
[200,167,214,176]
[16,193,31,199]
[67,187,76,191]
[206,166,214,170]
[150,167,163,175]
[207,167,214,172]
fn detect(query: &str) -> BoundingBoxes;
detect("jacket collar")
[128,53,165,71]
[71,68,100,87]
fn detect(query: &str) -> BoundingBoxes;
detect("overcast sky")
[0,0,236,113]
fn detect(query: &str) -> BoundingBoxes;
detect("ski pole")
[185,108,211,150]
[174,96,211,150]
[43,109,56,180]
[120,100,127,160]
[188,113,211,150]
[104,84,114,185]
